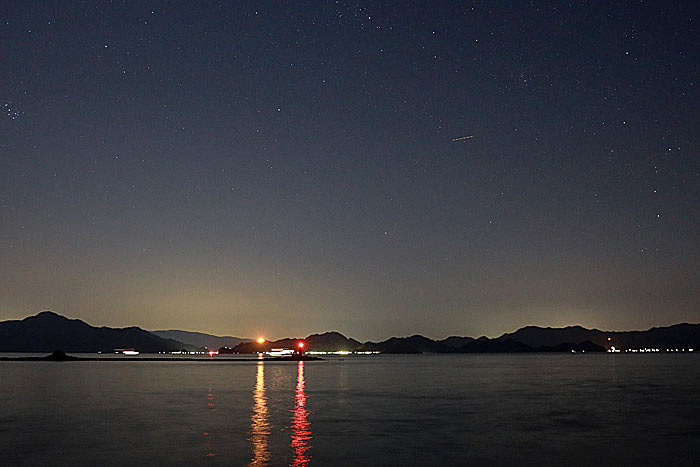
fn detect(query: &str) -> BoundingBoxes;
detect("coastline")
[0,350,322,362]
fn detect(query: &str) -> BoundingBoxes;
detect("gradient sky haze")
[1,1,699,340]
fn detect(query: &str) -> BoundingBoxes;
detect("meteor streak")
[452,135,474,142]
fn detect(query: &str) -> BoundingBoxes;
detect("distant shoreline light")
[608,347,694,353]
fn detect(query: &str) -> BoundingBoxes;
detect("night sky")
[1,1,699,340]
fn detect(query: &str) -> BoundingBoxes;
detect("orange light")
[298,342,304,348]
[257,337,265,344]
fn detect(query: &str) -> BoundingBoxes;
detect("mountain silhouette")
[0,311,195,353]
[150,329,247,349]
[497,323,700,350]
[224,331,361,353]
[2,312,698,354]
[225,323,700,354]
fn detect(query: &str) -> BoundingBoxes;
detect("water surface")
[1,353,698,466]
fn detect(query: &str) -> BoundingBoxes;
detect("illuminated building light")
[266,349,294,357]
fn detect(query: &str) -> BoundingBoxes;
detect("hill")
[306,331,362,351]
[150,330,247,349]
[0,311,195,353]
[3,312,698,354]
[498,323,700,350]
[361,335,452,353]
[360,336,605,353]
[441,336,476,348]
[224,331,361,353]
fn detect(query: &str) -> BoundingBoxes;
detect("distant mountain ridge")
[227,331,362,354]
[1,312,699,354]
[498,323,700,350]
[226,324,700,354]
[150,330,247,349]
[0,311,196,353]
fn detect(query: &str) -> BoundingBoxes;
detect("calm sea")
[1,353,698,466]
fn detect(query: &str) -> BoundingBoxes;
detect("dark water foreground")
[0,353,698,466]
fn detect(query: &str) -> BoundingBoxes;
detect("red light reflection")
[201,384,217,458]
[290,361,312,467]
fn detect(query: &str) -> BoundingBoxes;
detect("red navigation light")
[298,342,305,349]
[208,350,215,356]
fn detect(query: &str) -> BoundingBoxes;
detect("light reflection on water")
[290,361,312,466]
[1,354,699,466]
[249,361,270,466]
[249,360,313,466]
[201,384,216,458]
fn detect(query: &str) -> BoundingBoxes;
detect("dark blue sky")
[1,1,698,340]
